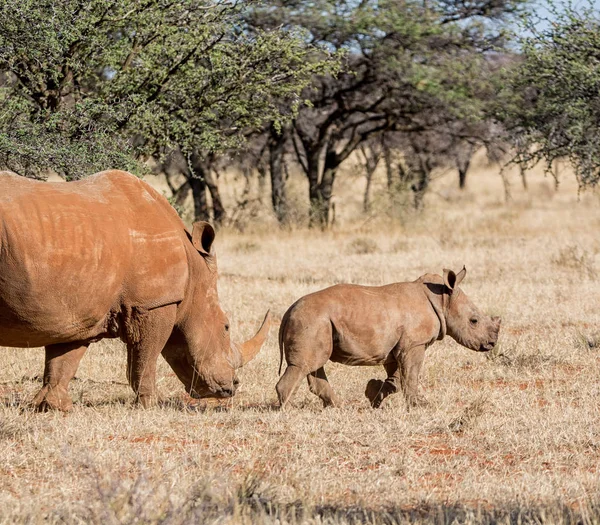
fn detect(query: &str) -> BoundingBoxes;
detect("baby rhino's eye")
[470,318,478,325]
[225,323,230,332]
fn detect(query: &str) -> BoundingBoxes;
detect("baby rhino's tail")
[278,308,292,376]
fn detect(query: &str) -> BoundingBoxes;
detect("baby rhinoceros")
[276,267,500,409]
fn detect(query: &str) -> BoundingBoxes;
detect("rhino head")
[162,222,271,398]
[441,267,501,352]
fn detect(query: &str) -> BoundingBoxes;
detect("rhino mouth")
[479,341,496,352]
[189,384,237,399]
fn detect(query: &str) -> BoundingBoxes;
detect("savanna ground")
[2,155,600,524]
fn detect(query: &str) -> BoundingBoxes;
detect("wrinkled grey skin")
[276,267,501,409]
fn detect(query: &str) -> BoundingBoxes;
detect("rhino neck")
[175,243,219,328]
[423,282,448,341]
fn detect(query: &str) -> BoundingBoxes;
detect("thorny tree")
[495,3,600,189]
[250,0,527,228]
[0,0,334,183]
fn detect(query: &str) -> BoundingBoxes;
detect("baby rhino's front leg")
[365,361,401,408]
[366,345,428,409]
[400,344,428,409]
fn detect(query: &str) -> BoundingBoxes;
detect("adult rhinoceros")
[0,170,270,410]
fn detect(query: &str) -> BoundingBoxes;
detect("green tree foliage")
[496,3,600,187]
[0,0,334,179]
[251,0,526,226]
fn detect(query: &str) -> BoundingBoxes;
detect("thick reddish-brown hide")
[0,170,270,411]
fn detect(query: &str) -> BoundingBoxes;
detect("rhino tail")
[278,309,290,376]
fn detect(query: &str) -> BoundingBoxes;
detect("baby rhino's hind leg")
[276,317,333,409]
[276,365,305,408]
[307,367,340,408]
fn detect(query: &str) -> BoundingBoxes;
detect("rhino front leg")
[32,342,89,412]
[400,344,428,409]
[126,304,177,408]
[365,361,401,409]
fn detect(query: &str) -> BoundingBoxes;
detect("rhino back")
[0,171,189,347]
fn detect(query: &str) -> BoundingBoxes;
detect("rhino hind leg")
[276,365,306,408]
[277,318,333,409]
[32,342,89,412]
[126,304,177,408]
[307,367,340,408]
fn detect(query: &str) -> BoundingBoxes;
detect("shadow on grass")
[38,475,600,525]
[158,397,281,413]
[0,392,283,413]
[260,500,596,525]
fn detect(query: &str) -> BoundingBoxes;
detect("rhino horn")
[235,310,271,368]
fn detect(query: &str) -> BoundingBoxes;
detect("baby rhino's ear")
[443,266,466,294]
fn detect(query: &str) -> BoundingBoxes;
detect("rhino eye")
[470,318,478,325]
[225,324,230,332]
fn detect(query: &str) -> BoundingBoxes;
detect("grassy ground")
[2,158,600,523]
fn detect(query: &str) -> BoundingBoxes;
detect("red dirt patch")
[470,377,563,391]
[555,363,585,374]
[517,379,546,390]
[107,434,210,449]
[418,472,463,483]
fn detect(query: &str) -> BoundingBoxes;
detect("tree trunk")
[306,148,322,228]
[171,180,191,209]
[398,160,412,188]
[458,168,467,189]
[190,151,226,226]
[412,169,429,209]
[188,175,210,222]
[411,155,432,209]
[318,165,336,228]
[269,127,288,224]
[309,183,333,229]
[499,166,512,202]
[364,169,374,213]
[297,129,341,229]
[456,147,473,190]
[164,172,191,209]
[256,160,268,204]
[204,169,226,225]
[307,149,337,230]
[383,141,394,190]
[519,165,528,191]
[361,144,381,213]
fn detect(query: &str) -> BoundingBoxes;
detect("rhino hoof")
[32,386,73,412]
[136,394,159,409]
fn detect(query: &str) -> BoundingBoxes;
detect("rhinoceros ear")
[443,266,466,293]
[191,221,215,256]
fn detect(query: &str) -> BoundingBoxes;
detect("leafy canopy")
[0,0,336,178]
[496,2,600,187]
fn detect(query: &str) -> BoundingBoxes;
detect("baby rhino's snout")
[480,316,501,352]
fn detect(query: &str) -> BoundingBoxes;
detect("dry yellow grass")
[2,157,600,523]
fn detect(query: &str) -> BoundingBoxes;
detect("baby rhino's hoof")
[365,379,386,408]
